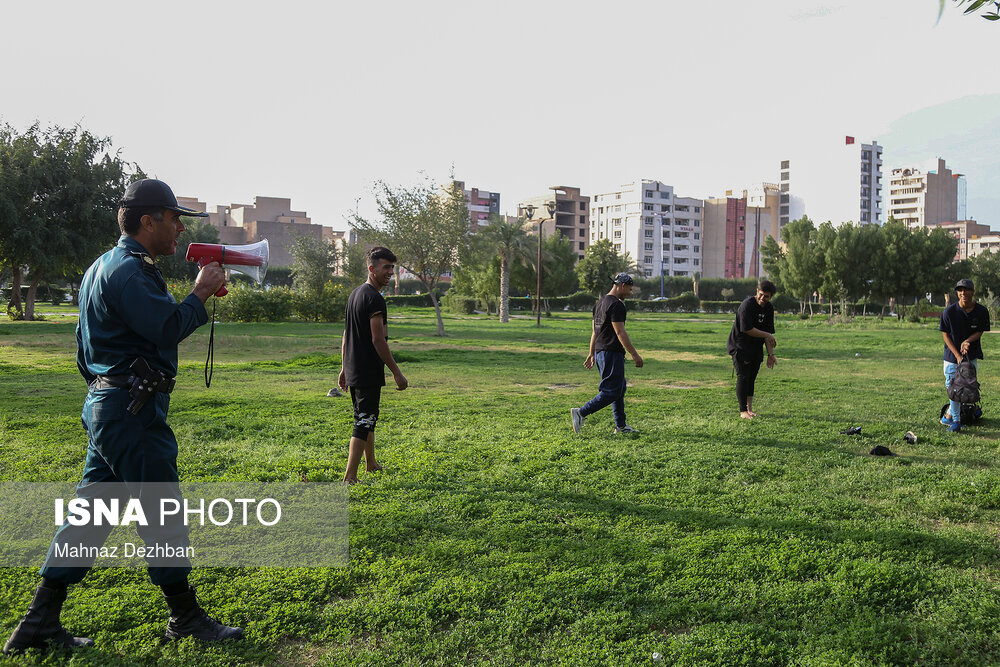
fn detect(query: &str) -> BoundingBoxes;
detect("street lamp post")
[523,201,557,327]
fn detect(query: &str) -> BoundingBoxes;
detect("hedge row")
[166,282,348,323]
[2,285,68,304]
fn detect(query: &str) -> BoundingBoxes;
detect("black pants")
[733,351,762,412]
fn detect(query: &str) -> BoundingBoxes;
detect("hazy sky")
[3,0,998,229]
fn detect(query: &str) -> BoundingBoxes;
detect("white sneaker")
[571,408,584,433]
[613,425,638,434]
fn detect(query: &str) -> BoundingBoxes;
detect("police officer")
[4,179,242,654]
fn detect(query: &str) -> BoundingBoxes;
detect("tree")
[575,239,635,295]
[759,235,785,290]
[0,123,138,320]
[779,217,822,315]
[479,214,531,322]
[940,0,1000,21]
[350,179,469,336]
[157,217,221,281]
[339,239,369,286]
[289,235,338,296]
[540,231,581,312]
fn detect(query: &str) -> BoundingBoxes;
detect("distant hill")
[879,94,1000,229]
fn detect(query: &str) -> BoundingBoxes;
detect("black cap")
[120,179,208,217]
[612,272,634,286]
[955,278,975,291]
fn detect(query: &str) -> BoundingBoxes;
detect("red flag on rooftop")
[845,136,855,145]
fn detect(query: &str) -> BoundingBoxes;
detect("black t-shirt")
[343,283,388,387]
[939,302,990,363]
[593,294,627,354]
[727,295,774,358]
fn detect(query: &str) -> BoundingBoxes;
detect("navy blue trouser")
[40,386,191,586]
[579,350,627,428]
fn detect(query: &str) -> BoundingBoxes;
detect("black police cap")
[120,179,208,217]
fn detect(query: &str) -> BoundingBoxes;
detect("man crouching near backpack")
[940,278,990,433]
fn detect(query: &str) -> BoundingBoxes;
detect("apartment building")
[939,220,995,260]
[177,195,323,268]
[453,180,500,229]
[590,180,703,278]
[887,158,966,229]
[780,136,883,226]
[518,186,590,262]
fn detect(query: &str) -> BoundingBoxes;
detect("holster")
[92,358,175,415]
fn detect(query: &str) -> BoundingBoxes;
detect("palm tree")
[481,214,531,323]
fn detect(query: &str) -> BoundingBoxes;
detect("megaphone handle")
[198,258,228,297]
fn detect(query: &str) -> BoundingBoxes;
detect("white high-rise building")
[591,180,704,278]
[780,136,883,226]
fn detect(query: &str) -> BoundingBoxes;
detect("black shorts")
[349,386,382,439]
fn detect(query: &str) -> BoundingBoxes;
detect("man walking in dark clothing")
[940,278,990,433]
[4,179,240,656]
[339,247,408,484]
[727,280,777,419]
[571,273,643,434]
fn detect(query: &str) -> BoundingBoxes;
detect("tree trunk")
[25,270,43,321]
[70,280,79,307]
[499,255,510,323]
[8,266,23,318]
[429,289,445,336]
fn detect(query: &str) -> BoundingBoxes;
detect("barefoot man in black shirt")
[727,279,777,419]
[339,247,408,484]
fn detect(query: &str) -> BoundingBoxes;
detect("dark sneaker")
[613,425,637,434]
[571,408,584,434]
[941,414,954,426]
[948,422,962,433]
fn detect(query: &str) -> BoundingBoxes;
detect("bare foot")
[740,411,754,419]
[748,410,759,417]
[342,476,358,485]
[366,463,383,473]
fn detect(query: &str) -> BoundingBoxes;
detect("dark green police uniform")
[41,235,208,586]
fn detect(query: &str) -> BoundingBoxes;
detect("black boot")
[163,586,243,642]
[3,584,94,654]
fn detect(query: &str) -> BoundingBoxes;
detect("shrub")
[700,301,741,314]
[674,291,701,312]
[384,294,434,308]
[770,293,798,313]
[292,283,346,322]
[442,293,477,314]
[568,291,597,311]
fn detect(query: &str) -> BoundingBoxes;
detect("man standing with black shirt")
[939,278,990,433]
[339,247,408,484]
[727,280,777,419]
[571,273,643,435]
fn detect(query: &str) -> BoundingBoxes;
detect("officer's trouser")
[40,386,191,586]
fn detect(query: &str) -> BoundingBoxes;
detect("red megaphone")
[185,240,269,297]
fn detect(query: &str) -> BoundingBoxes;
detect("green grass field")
[3,309,1000,665]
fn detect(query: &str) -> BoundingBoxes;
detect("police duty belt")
[91,357,176,415]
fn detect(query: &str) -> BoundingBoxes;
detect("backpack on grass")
[940,402,983,425]
[948,356,981,404]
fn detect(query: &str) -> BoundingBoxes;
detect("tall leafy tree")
[541,231,580,300]
[0,123,137,320]
[339,239,369,286]
[759,235,785,290]
[350,178,469,336]
[780,217,822,315]
[289,235,338,296]
[479,214,531,322]
[575,239,635,295]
